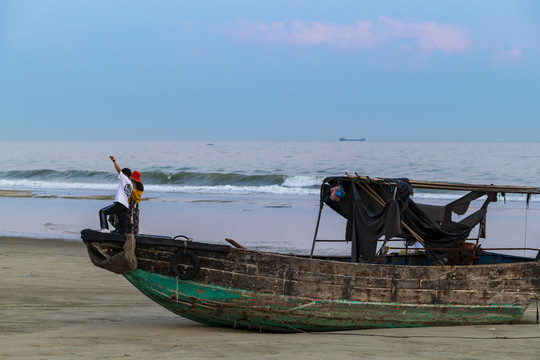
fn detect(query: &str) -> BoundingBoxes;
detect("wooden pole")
[225,238,245,249]
[310,201,325,258]
[346,173,540,195]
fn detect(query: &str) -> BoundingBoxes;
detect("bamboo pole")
[225,238,245,249]
[345,173,540,195]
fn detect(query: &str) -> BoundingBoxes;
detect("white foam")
[282,175,324,188]
[2,178,538,202]
[144,184,319,196]
[412,191,537,203]
[0,179,115,191]
[0,179,319,196]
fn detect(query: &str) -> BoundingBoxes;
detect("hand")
[110,155,115,162]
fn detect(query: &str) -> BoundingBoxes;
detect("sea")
[1,141,540,256]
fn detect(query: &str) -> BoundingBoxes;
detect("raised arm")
[109,155,121,174]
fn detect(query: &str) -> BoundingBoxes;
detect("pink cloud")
[493,46,523,62]
[230,19,379,47]
[379,17,472,54]
[228,17,472,54]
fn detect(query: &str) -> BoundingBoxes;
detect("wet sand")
[1,237,539,359]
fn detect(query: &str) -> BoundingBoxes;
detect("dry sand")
[1,237,539,360]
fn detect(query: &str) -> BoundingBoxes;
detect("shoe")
[100,228,111,233]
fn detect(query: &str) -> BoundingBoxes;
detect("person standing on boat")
[128,171,144,235]
[99,155,132,234]
[109,170,144,235]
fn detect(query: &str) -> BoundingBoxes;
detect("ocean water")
[1,141,540,256]
[2,141,540,197]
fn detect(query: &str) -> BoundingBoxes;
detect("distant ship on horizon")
[339,137,366,142]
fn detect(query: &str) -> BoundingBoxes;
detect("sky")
[1,1,539,141]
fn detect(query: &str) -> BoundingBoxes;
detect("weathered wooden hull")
[123,269,527,332]
[81,229,540,332]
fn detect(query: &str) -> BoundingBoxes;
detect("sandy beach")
[1,237,539,360]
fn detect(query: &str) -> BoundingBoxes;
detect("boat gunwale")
[82,229,539,272]
[81,228,230,253]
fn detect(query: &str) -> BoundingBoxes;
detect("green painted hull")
[123,269,526,333]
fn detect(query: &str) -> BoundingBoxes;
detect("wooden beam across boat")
[409,180,540,194]
[346,173,540,195]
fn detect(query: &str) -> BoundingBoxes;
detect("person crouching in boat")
[99,155,132,234]
[109,170,144,235]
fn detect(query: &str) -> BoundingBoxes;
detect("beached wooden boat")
[81,175,540,332]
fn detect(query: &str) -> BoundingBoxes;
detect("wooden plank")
[345,176,540,194]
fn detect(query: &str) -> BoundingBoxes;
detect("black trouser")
[99,202,129,234]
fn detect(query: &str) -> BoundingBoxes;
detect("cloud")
[493,45,523,62]
[229,19,380,48]
[228,17,472,54]
[378,17,472,54]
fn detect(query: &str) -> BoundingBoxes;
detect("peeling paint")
[124,269,528,333]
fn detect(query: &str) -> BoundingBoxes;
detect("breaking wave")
[0,170,322,196]
[0,170,538,201]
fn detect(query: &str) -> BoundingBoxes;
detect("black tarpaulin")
[321,176,497,262]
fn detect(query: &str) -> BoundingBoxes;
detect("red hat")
[131,171,142,183]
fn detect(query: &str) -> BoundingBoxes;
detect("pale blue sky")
[1,1,539,141]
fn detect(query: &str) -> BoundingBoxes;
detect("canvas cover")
[321,177,497,262]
